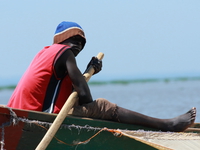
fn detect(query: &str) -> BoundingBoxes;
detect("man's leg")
[69,98,196,132]
[115,106,196,132]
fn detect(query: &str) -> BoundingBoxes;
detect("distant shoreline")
[1,76,200,90]
[88,76,200,85]
[0,85,16,90]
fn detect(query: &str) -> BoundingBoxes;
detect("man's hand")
[86,57,102,75]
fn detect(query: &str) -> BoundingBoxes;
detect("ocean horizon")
[1,72,200,87]
[1,75,200,90]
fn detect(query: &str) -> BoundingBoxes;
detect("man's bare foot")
[163,107,196,132]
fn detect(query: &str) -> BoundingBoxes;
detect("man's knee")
[96,98,111,106]
[70,98,117,120]
[95,98,117,119]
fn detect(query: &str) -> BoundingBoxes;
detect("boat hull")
[0,105,199,150]
[0,105,157,150]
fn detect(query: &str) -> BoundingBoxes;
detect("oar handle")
[84,52,104,82]
[36,52,104,150]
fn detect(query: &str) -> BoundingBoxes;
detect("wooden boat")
[0,105,200,150]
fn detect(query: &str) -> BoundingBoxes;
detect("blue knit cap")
[53,21,86,49]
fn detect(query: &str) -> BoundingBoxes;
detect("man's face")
[65,35,84,56]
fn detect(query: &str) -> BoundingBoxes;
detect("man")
[8,21,196,132]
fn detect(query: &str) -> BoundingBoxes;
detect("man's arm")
[56,49,93,105]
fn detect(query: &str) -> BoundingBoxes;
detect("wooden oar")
[36,52,104,150]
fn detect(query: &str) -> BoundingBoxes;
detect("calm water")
[0,80,199,122]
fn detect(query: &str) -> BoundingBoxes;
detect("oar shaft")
[36,52,104,150]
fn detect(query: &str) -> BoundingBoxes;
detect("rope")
[7,107,18,125]
[0,107,16,150]
[0,125,5,150]
[34,122,108,146]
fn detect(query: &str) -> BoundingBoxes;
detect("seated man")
[7,21,196,132]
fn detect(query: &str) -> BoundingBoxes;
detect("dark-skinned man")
[8,21,196,132]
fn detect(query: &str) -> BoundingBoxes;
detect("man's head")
[53,21,86,50]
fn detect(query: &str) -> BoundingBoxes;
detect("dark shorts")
[68,98,117,120]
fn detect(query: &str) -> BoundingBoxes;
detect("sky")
[0,1,200,86]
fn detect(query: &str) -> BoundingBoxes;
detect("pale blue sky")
[0,1,200,85]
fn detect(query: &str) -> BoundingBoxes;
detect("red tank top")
[7,44,73,113]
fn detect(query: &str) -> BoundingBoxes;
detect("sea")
[0,79,199,122]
